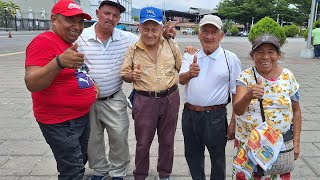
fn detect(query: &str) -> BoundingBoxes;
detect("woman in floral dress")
[232,34,302,180]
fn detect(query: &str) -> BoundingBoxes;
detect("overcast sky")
[131,0,222,12]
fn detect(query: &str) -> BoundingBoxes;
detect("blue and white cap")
[139,6,163,25]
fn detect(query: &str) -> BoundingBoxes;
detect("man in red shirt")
[24,1,97,179]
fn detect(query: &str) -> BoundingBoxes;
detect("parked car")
[182,28,195,35]
[238,31,248,37]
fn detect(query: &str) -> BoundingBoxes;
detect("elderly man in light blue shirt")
[179,14,242,180]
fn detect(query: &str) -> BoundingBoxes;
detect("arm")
[292,100,302,160]
[179,55,199,85]
[25,43,84,92]
[25,60,62,92]
[227,94,236,140]
[234,79,264,116]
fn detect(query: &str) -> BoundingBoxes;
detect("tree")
[133,16,139,22]
[248,17,286,46]
[283,24,299,37]
[217,0,309,26]
[0,0,19,17]
[230,26,239,36]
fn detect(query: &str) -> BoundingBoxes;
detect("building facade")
[89,0,133,24]
[3,0,134,24]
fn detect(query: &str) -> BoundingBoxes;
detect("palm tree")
[0,0,20,17]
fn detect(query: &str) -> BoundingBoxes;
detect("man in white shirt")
[179,15,242,180]
[76,1,177,180]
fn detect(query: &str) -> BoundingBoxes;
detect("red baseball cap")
[52,0,91,20]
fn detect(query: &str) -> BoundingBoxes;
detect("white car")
[182,28,195,35]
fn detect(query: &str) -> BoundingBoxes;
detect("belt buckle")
[154,92,160,98]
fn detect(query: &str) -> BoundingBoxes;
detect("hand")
[94,83,100,99]
[58,43,85,69]
[247,78,264,99]
[184,46,198,55]
[189,55,200,78]
[132,64,142,81]
[163,20,179,39]
[227,121,235,141]
[294,142,300,160]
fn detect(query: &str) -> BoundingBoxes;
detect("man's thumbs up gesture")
[58,43,85,69]
[189,55,200,78]
[132,64,142,81]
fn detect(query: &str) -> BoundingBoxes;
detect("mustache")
[105,19,115,26]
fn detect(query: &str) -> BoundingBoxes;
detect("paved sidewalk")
[0,35,320,180]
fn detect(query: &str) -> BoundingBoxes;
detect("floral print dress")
[232,67,299,180]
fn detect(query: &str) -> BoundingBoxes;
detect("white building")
[88,0,133,24]
[3,0,134,25]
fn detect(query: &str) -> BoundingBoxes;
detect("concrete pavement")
[0,34,320,180]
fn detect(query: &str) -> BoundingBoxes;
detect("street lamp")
[251,17,254,29]
[276,14,279,23]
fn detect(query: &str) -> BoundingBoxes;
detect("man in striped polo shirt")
[76,1,177,180]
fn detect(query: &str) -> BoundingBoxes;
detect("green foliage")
[0,0,20,17]
[230,26,239,36]
[133,16,139,21]
[217,0,309,26]
[248,17,286,46]
[223,19,233,32]
[194,26,199,35]
[283,24,300,37]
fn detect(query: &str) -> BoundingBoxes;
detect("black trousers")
[182,107,228,180]
[38,113,90,180]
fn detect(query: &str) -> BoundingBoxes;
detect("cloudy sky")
[131,0,222,11]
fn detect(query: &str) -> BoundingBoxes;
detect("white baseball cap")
[199,15,223,30]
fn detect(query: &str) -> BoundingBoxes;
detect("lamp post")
[300,0,317,58]
[251,17,254,29]
[276,14,279,23]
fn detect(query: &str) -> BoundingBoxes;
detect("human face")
[252,43,281,74]
[198,24,224,55]
[96,5,121,32]
[138,21,163,49]
[52,14,84,44]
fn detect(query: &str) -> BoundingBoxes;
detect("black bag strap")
[252,67,266,122]
[223,49,231,104]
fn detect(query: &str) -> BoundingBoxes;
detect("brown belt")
[184,102,226,112]
[136,84,178,98]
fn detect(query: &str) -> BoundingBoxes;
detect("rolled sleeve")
[120,46,135,77]
[179,53,193,74]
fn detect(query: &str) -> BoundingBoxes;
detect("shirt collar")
[86,22,121,41]
[197,45,223,60]
[135,36,165,50]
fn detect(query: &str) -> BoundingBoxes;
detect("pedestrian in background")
[121,6,182,180]
[312,23,320,58]
[24,1,97,179]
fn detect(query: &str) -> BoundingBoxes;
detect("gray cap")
[252,34,280,50]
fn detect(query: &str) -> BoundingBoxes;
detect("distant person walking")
[312,24,320,58]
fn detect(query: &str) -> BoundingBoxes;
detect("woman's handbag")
[252,67,295,177]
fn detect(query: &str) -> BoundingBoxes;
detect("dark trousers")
[182,107,228,180]
[315,44,320,58]
[38,113,90,180]
[132,89,180,180]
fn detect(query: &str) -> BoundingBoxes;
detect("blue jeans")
[182,107,228,180]
[38,113,90,180]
